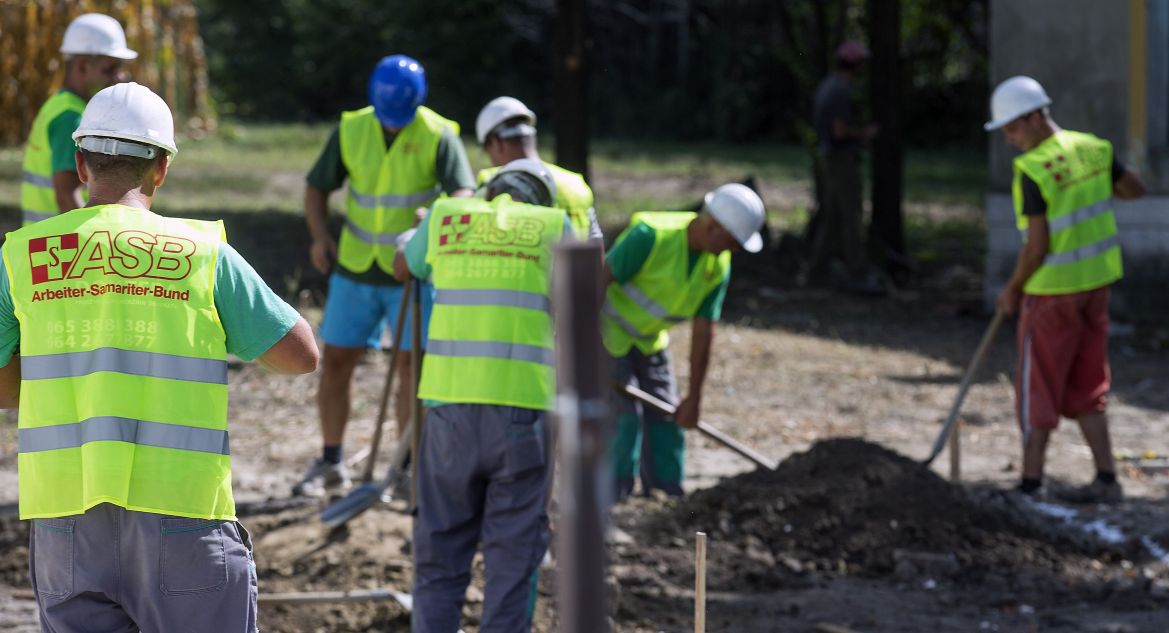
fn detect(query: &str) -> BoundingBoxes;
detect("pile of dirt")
[623,439,1138,600]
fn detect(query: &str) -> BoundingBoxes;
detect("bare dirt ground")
[0,211,1168,631]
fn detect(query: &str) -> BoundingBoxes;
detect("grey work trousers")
[610,347,684,500]
[28,502,257,633]
[413,404,551,633]
[807,148,866,279]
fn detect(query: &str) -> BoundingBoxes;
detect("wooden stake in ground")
[695,531,707,633]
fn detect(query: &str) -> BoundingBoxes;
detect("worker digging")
[2,8,1168,633]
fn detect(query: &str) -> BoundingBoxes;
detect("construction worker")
[297,54,474,496]
[0,82,318,632]
[605,184,765,499]
[475,96,602,241]
[392,159,570,633]
[986,76,1146,502]
[802,40,878,289]
[20,13,136,225]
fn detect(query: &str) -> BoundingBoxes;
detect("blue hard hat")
[368,54,427,128]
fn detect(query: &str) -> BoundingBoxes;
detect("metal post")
[553,241,610,633]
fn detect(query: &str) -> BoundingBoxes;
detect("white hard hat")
[476,96,537,145]
[488,158,557,206]
[984,76,1051,131]
[74,82,177,157]
[60,13,138,60]
[704,183,765,253]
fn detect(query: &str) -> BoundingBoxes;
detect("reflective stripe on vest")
[337,106,458,274]
[428,338,555,366]
[600,212,730,357]
[20,91,86,225]
[21,348,228,384]
[418,196,565,410]
[20,417,229,455]
[435,288,552,313]
[1011,130,1122,295]
[5,204,233,521]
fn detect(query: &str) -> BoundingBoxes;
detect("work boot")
[1057,479,1123,505]
[291,459,351,497]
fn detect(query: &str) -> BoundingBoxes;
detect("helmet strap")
[78,136,159,159]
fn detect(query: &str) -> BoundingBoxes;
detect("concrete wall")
[986,0,1169,321]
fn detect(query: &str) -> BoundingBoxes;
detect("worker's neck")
[61,75,87,100]
[86,185,153,210]
[686,217,704,252]
[1026,119,1061,151]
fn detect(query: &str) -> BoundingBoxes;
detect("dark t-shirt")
[1021,156,1126,216]
[813,74,857,154]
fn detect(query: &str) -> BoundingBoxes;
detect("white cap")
[488,158,557,206]
[476,96,537,144]
[984,76,1051,131]
[60,13,138,60]
[704,183,765,253]
[74,82,177,156]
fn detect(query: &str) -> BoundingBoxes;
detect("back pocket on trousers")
[32,518,75,600]
[160,518,227,595]
[504,409,547,477]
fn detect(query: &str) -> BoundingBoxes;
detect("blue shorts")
[320,272,434,350]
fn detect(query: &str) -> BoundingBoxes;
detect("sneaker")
[1057,479,1123,504]
[291,459,351,497]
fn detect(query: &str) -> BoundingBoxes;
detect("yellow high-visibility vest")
[1011,130,1122,294]
[4,205,233,520]
[20,91,86,225]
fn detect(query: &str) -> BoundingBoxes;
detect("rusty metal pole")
[553,241,610,633]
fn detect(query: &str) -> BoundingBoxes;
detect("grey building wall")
[986,0,1169,320]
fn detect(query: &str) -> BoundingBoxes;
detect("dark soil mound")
[632,439,1129,596]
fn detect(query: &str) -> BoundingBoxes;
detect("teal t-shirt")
[47,105,82,175]
[0,242,301,367]
[605,221,730,321]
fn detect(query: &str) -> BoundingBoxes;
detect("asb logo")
[28,231,197,285]
[438,214,473,246]
[1043,154,1071,183]
[29,234,79,284]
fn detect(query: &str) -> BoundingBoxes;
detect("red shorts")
[1015,286,1110,434]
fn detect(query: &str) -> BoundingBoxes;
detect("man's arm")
[305,184,336,274]
[53,171,84,212]
[1114,168,1146,200]
[996,215,1049,317]
[256,319,318,374]
[675,317,714,429]
[0,357,19,408]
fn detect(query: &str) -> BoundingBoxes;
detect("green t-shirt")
[0,242,301,367]
[605,222,730,321]
[306,125,475,287]
[47,90,83,174]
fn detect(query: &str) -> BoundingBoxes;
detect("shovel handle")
[923,309,1005,467]
[362,278,414,483]
[616,383,778,471]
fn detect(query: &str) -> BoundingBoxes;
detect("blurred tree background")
[195,0,988,148]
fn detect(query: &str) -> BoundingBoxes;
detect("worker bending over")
[0,82,318,632]
[394,159,570,633]
[604,184,765,499]
[475,96,602,242]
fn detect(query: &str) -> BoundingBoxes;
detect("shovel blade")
[320,482,385,529]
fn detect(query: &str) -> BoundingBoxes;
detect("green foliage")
[194,0,988,146]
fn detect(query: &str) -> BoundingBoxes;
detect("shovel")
[922,309,1005,473]
[616,383,778,471]
[319,417,415,529]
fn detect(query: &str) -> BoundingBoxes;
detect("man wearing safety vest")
[986,76,1146,503]
[604,183,765,499]
[20,13,136,225]
[298,54,474,496]
[392,159,571,633]
[0,82,318,632]
[474,96,603,242]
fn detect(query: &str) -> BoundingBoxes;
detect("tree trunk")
[866,0,907,275]
[554,0,590,181]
